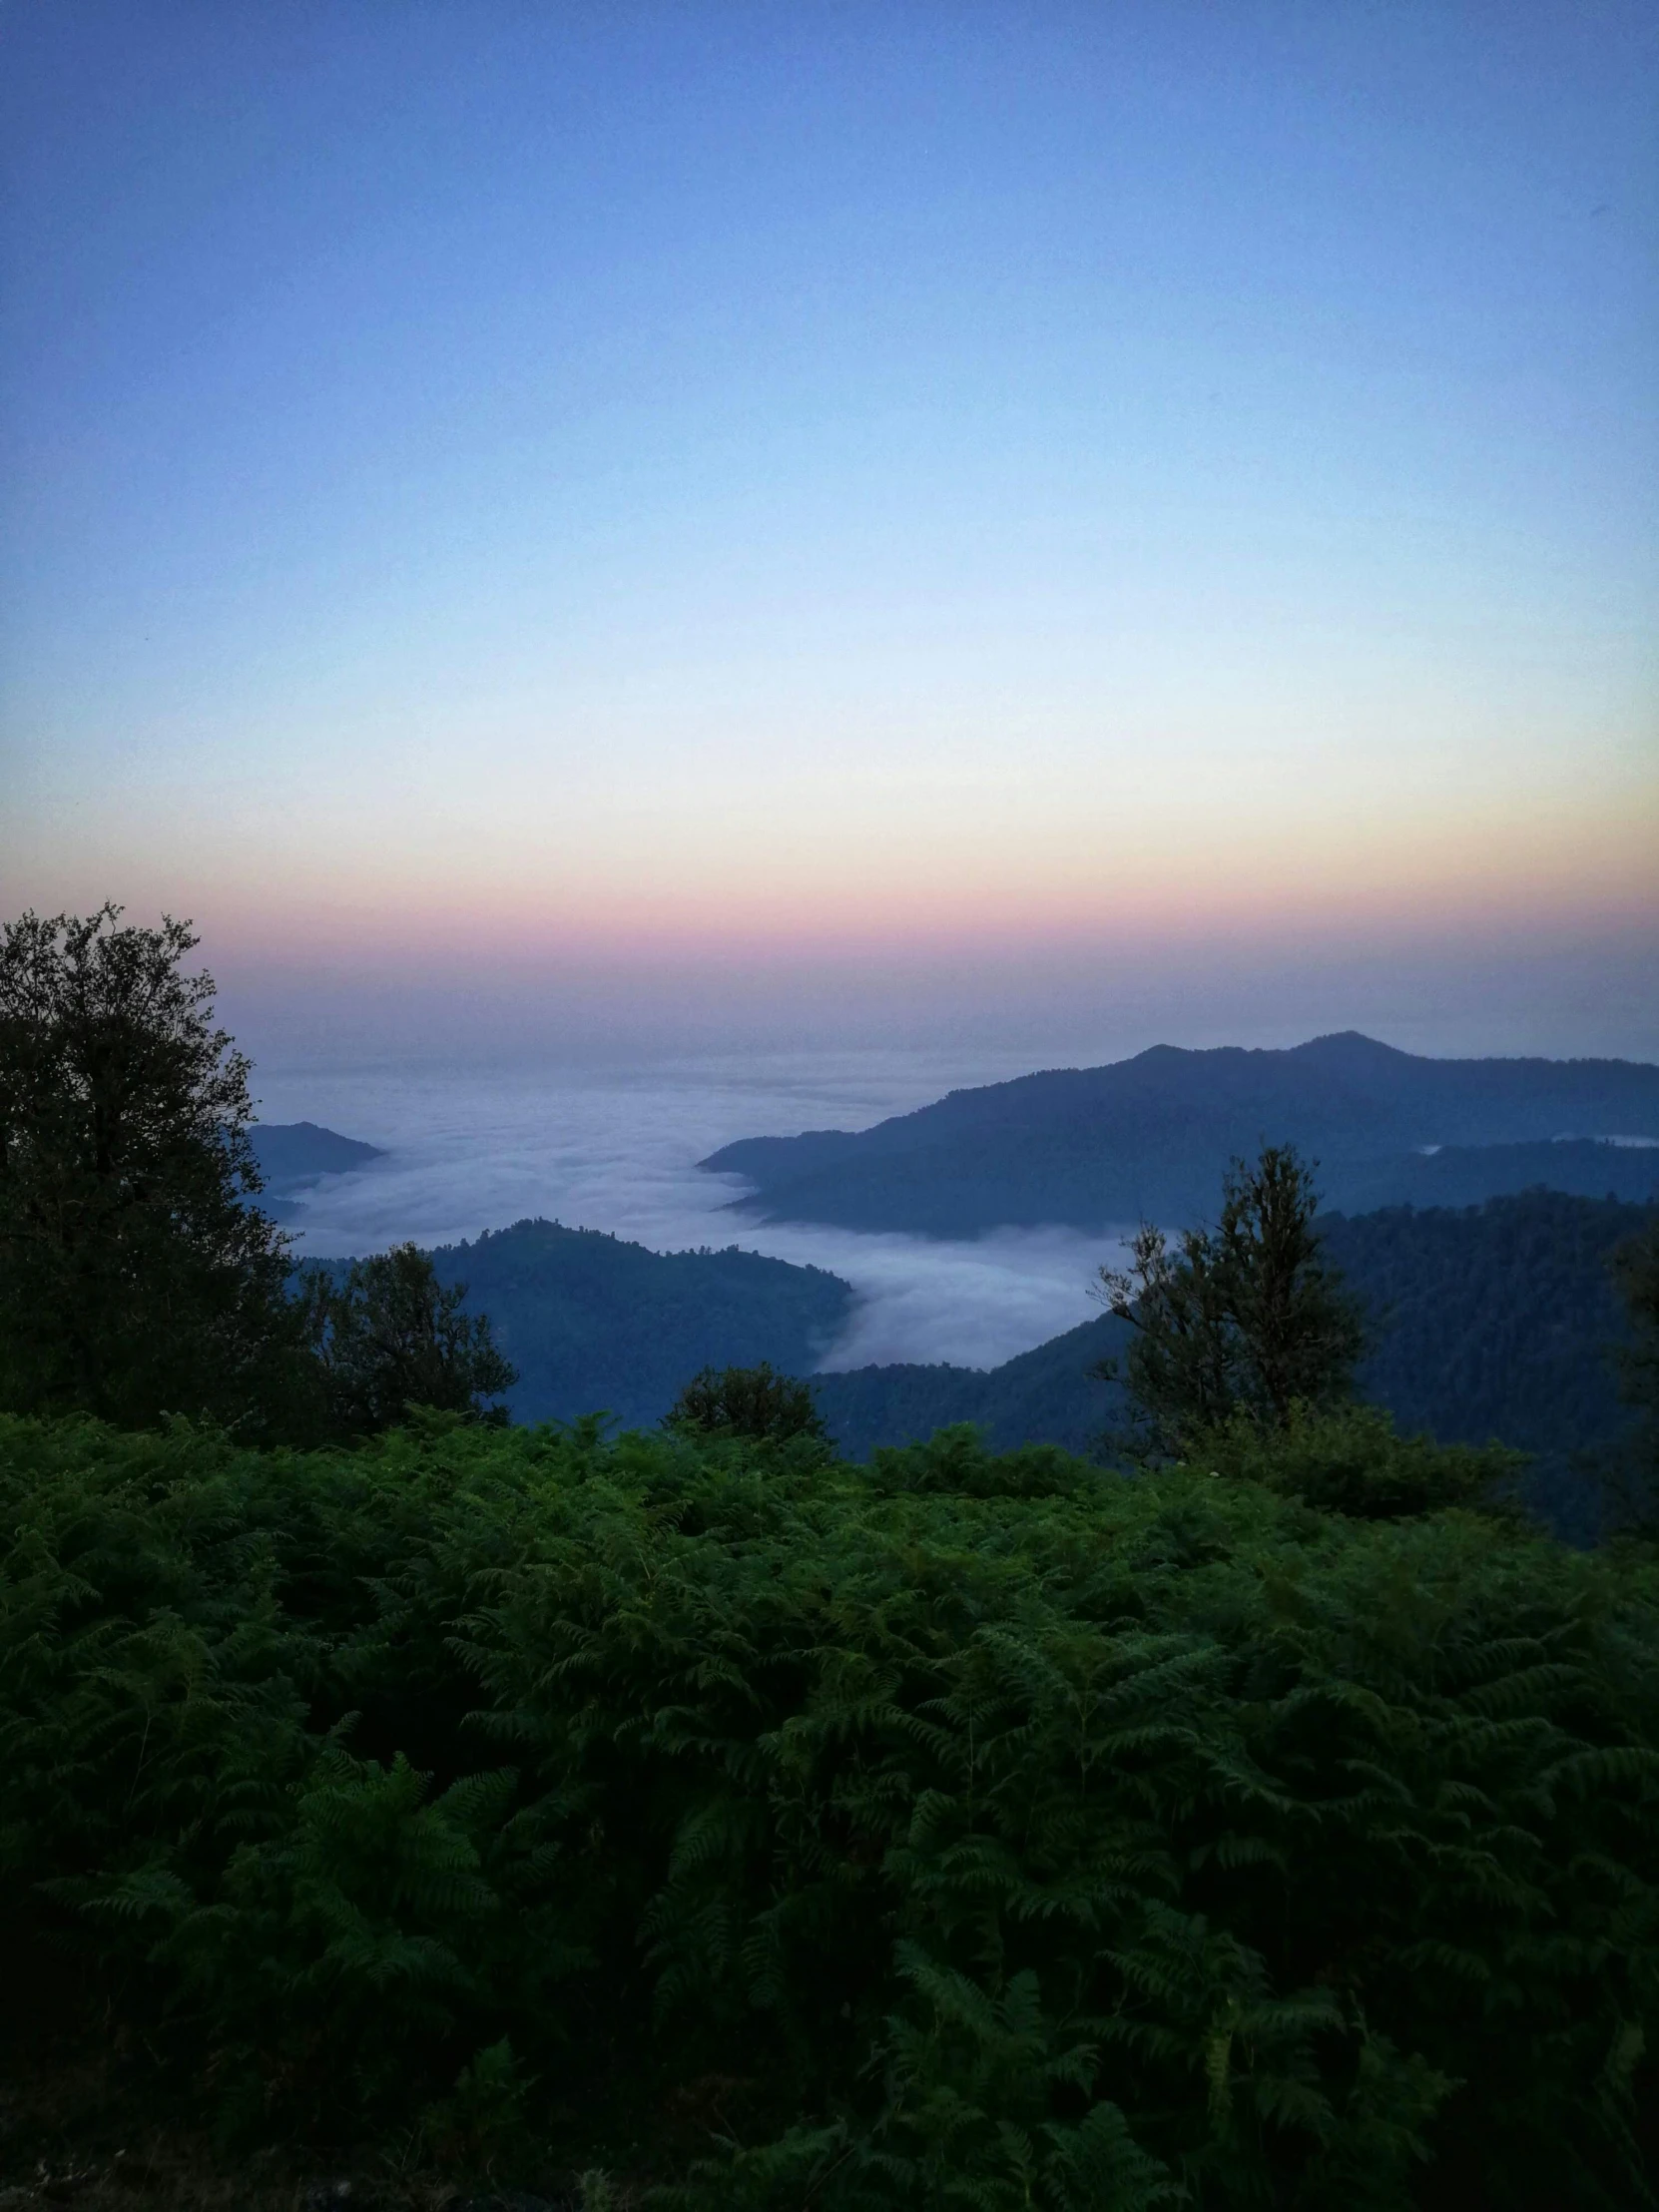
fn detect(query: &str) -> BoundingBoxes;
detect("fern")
[3,1408,1657,2203]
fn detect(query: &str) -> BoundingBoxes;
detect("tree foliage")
[1095,1145,1367,1455]
[1191,1399,1525,1518]
[1607,1215,1659,1530]
[815,1191,1654,1541]
[665,1359,828,1442]
[0,907,303,1434]
[299,1243,518,1437]
[4,915,1655,2202]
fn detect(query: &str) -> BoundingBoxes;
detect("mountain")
[810,1190,1652,1541]
[419,1217,853,1428]
[812,1312,1131,1464]
[251,1119,385,1202]
[1329,1138,1659,1213]
[702,1032,1659,1236]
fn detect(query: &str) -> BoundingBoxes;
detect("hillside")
[419,1216,854,1426]
[249,1120,385,1190]
[250,1121,386,1222]
[813,1314,1131,1463]
[812,1190,1652,1537]
[703,1031,1659,1235]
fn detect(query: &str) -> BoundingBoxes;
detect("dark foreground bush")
[3,1411,1657,2207]
[1184,1400,1528,1519]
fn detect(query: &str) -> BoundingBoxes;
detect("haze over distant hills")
[703,1032,1659,1236]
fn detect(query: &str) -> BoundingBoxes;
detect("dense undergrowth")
[4,1410,1658,2208]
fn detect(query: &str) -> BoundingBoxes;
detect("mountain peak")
[1291,1031,1416,1064]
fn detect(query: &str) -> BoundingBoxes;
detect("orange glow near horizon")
[32,769,1646,983]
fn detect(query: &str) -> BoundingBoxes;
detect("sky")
[3,0,1656,1067]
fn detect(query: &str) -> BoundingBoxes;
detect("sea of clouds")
[250,1048,1131,1373]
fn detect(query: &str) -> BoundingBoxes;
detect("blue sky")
[3,0,1655,1061]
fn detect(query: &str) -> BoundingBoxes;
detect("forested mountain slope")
[421,1216,853,1426]
[249,1121,386,1223]
[1320,1193,1643,1475]
[249,1121,385,1191]
[813,1191,1651,1535]
[704,1030,1659,1234]
[813,1314,1130,1463]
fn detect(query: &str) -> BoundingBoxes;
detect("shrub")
[2,1410,1656,2205]
[664,1361,827,1442]
[1186,1400,1527,1519]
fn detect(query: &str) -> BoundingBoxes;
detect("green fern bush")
[3,1409,1657,2206]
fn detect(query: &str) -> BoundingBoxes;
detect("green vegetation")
[1190,1399,1524,1519]
[5,906,1659,2203]
[1094,1146,1366,1454]
[298,1242,519,1436]
[813,1190,1655,1538]
[5,1408,1658,2207]
[0,906,307,1438]
[1608,1212,1659,1530]
[418,1217,853,1427]
[0,909,517,1452]
[1322,1192,1652,1539]
[666,1359,829,1441]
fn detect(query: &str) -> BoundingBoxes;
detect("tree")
[0,905,305,1432]
[665,1361,827,1443]
[304,1243,518,1437]
[1605,1212,1659,1530]
[1093,1144,1366,1456]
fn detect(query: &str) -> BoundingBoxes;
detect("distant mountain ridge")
[702,1031,1659,1235]
[305,1219,854,1429]
[249,1121,387,1223]
[250,1121,385,1193]
[427,1218,851,1428]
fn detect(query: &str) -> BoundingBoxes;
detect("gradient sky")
[3,0,1656,1063]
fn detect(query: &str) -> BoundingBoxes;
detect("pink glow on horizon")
[168,810,1657,978]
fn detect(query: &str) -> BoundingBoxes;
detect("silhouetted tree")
[303,1242,517,1436]
[1093,1143,1366,1456]
[665,1361,827,1443]
[1606,1212,1659,1530]
[0,905,306,1432]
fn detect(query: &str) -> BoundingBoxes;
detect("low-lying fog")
[252,1050,1130,1373]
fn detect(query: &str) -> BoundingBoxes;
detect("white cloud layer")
[255,1050,1128,1372]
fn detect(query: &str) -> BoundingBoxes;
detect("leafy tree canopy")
[1607,1213,1659,1530]
[299,1242,518,1437]
[1187,1399,1525,1519]
[665,1358,828,1442]
[1094,1144,1367,1455]
[0,905,304,1434]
